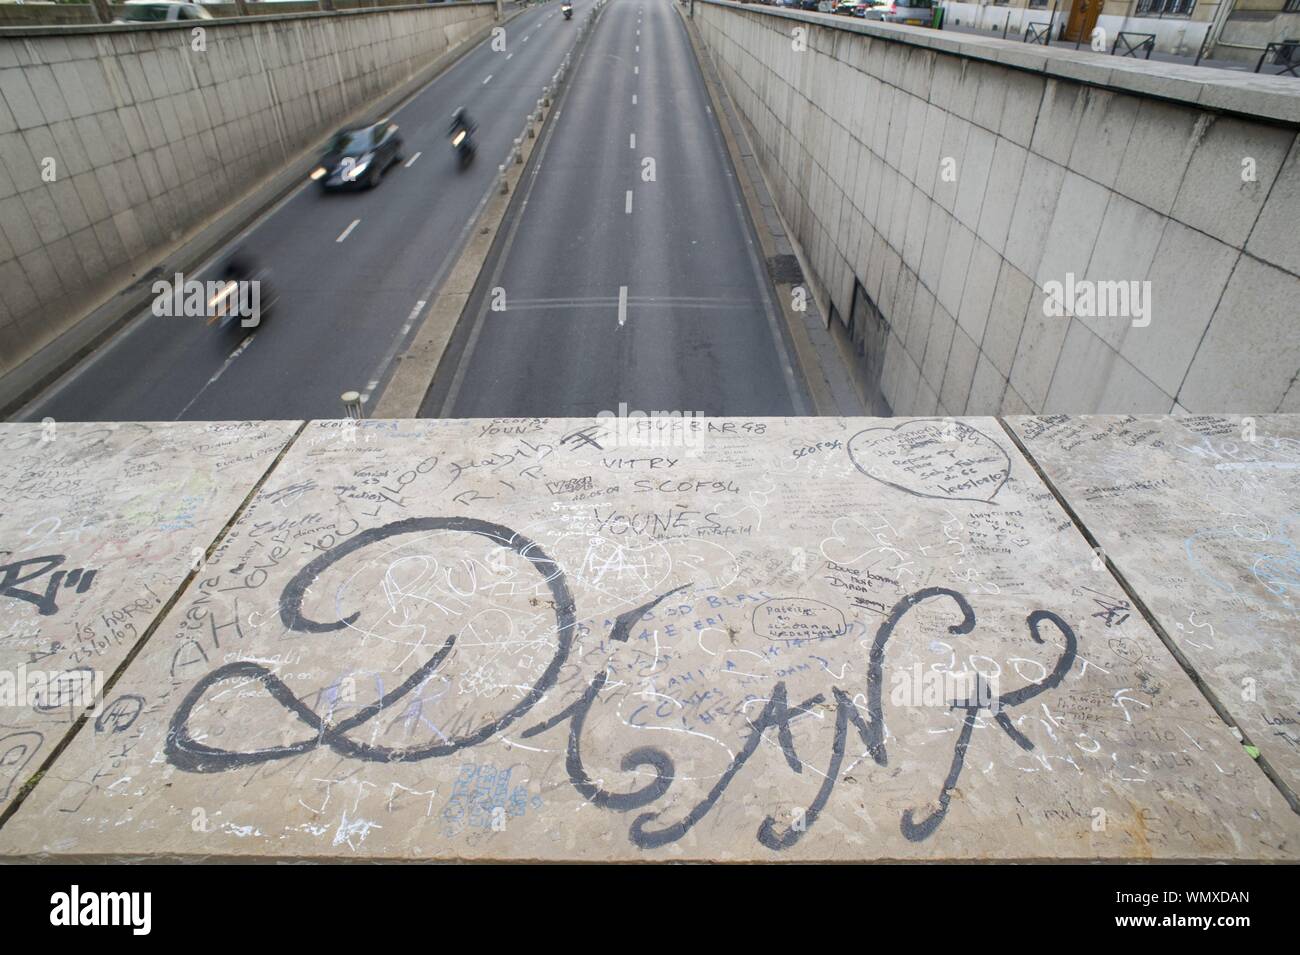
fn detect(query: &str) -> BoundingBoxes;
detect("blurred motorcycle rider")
[449,107,477,140]
[219,247,255,285]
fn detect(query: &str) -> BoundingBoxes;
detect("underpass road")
[20,1,595,423]
[439,0,810,418]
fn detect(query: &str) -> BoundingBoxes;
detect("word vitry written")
[165,517,1077,851]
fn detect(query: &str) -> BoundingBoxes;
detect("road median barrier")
[373,0,611,418]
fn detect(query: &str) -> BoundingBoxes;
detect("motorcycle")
[451,127,476,169]
[446,106,479,170]
[562,3,572,17]
[207,265,277,336]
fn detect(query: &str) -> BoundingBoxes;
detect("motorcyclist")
[220,248,254,285]
[210,247,273,331]
[449,107,478,168]
[449,107,478,141]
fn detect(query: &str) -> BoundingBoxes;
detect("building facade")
[941,0,1299,63]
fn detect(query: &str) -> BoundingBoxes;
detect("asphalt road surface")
[20,0,596,422]
[433,0,809,418]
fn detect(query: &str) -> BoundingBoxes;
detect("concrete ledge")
[1008,413,1300,810]
[0,414,1296,861]
[0,1,496,37]
[699,1,1300,126]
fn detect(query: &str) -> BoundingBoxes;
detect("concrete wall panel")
[695,2,1300,417]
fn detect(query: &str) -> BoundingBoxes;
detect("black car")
[311,121,404,190]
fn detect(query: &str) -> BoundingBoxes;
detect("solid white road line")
[336,219,360,242]
[361,299,427,407]
[405,152,422,168]
[618,286,628,327]
[625,190,633,214]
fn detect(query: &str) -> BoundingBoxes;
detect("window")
[122,4,172,21]
[1028,0,1049,8]
[1135,0,1196,17]
[1285,0,1300,13]
[328,129,375,156]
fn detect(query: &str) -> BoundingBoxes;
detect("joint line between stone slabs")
[995,415,1300,816]
[0,420,311,834]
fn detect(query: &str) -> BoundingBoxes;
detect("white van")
[116,1,215,23]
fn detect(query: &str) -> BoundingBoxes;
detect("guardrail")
[496,0,606,198]
[1112,31,1156,59]
[1256,39,1300,77]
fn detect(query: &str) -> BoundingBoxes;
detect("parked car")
[834,0,857,12]
[310,121,405,191]
[115,1,213,22]
[880,0,934,23]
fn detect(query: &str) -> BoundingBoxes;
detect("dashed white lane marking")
[507,52,514,60]
[404,151,422,168]
[175,333,256,419]
[401,299,426,337]
[483,74,493,84]
[618,286,628,327]
[634,65,639,74]
[625,190,633,214]
[336,219,360,242]
[630,132,636,149]
[636,45,640,52]
[632,94,637,105]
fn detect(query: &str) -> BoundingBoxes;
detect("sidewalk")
[938,18,1296,76]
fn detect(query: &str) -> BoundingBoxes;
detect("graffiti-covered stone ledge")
[0,415,1296,862]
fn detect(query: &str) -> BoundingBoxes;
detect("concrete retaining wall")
[694,2,1300,416]
[0,2,495,384]
[0,2,428,28]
